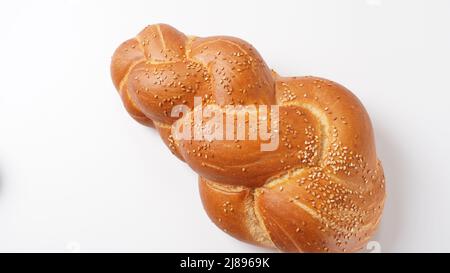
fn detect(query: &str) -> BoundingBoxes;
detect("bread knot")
[111,24,386,252]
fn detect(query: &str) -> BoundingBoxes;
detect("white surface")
[0,0,449,252]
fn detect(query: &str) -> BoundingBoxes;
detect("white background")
[0,0,449,252]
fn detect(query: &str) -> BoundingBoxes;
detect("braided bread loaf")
[111,24,386,252]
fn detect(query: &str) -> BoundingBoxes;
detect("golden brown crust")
[111,38,153,127]
[127,60,210,124]
[275,76,378,184]
[111,24,386,252]
[199,177,274,248]
[176,105,322,187]
[189,36,276,106]
[111,38,145,90]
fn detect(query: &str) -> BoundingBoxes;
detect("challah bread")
[111,24,386,252]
